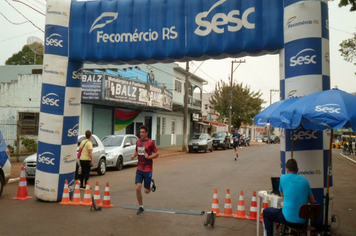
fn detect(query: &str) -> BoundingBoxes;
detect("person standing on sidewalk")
[79,130,93,189]
[349,135,353,155]
[131,125,159,215]
[232,128,241,161]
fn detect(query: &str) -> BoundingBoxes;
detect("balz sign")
[104,75,173,111]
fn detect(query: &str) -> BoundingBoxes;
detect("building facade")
[0,63,206,152]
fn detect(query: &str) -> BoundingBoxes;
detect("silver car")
[23,134,107,180]
[101,134,138,170]
[188,133,213,153]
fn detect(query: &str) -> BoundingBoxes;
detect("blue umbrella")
[254,97,299,128]
[280,88,356,131]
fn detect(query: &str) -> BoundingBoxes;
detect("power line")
[4,0,44,32]
[0,12,28,25]
[12,0,45,16]
[330,27,354,35]
[0,30,41,43]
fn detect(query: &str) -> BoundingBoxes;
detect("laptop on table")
[271,177,281,196]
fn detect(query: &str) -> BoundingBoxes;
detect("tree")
[5,44,43,65]
[338,0,356,74]
[339,33,356,75]
[338,0,356,11]
[209,80,264,129]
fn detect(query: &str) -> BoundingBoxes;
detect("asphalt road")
[1,144,355,236]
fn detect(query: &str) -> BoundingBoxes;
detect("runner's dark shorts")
[135,170,152,190]
[233,142,239,148]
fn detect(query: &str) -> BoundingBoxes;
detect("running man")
[232,128,241,161]
[131,125,159,215]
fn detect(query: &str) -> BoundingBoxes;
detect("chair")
[282,204,321,236]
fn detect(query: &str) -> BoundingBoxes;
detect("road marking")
[124,205,204,215]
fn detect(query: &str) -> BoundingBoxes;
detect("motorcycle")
[246,136,250,146]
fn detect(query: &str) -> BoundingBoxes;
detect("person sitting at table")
[263,159,316,236]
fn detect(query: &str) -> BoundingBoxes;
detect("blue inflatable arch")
[39,1,330,226]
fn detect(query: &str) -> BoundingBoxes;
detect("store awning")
[209,121,227,127]
[196,121,210,127]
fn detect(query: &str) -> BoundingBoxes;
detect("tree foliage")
[339,33,356,74]
[209,80,264,129]
[338,0,356,11]
[5,44,43,65]
[337,0,356,74]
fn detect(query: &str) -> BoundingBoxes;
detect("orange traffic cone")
[248,191,257,220]
[81,180,92,206]
[211,188,221,216]
[93,181,102,207]
[234,190,247,219]
[220,189,234,217]
[59,179,71,205]
[70,180,82,205]
[13,166,32,200]
[101,182,113,208]
[260,196,269,222]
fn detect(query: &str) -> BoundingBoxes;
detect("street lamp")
[229,59,246,131]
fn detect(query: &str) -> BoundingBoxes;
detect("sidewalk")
[9,145,186,181]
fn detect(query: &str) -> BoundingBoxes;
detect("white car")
[101,134,138,170]
[23,134,107,180]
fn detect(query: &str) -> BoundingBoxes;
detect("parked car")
[269,135,280,144]
[211,132,231,150]
[188,133,213,153]
[0,132,11,197]
[101,134,138,170]
[23,134,107,180]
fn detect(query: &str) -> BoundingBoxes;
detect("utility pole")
[229,59,246,131]
[270,89,279,105]
[182,61,189,152]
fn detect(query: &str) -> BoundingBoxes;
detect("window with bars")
[19,112,39,135]
[162,118,166,134]
[175,80,182,93]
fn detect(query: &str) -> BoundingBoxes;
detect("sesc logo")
[68,124,79,137]
[42,93,60,107]
[89,12,118,33]
[46,33,63,47]
[292,127,317,141]
[72,68,83,79]
[290,48,317,67]
[194,0,255,36]
[38,152,56,165]
[315,104,341,114]
[257,118,266,126]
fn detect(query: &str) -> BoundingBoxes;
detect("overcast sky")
[0,0,355,106]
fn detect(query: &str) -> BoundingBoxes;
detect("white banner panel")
[284,1,322,43]
[42,54,68,87]
[284,75,323,98]
[34,170,59,200]
[38,113,64,145]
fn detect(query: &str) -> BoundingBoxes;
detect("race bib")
[138,146,145,155]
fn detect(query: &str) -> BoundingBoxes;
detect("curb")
[340,153,356,164]
[8,177,20,184]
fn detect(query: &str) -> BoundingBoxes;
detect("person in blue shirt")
[263,159,316,236]
[231,128,241,161]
